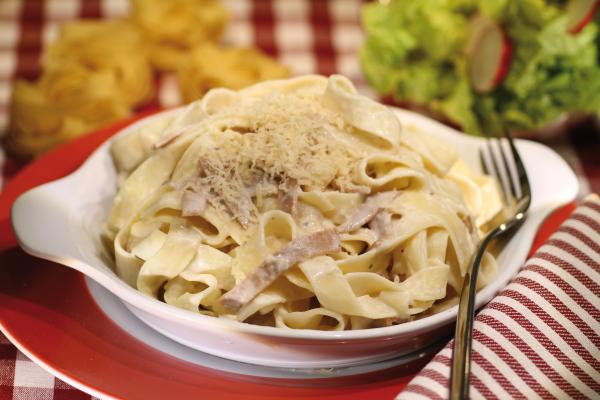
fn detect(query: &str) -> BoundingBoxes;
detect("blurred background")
[0,0,598,194]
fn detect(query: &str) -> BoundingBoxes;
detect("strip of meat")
[336,191,398,234]
[279,178,299,215]
[181,188,207,217]
[219,229,341,312]
[198,158,257,229]
[369,210,393,243]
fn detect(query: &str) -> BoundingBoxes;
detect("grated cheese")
[191,90,365,227]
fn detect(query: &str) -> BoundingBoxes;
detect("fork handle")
[449,212,528,399]
[449,233,496,400]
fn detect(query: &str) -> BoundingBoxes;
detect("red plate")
[0,113,574,399]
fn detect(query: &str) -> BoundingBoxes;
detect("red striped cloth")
[397,195,600,400]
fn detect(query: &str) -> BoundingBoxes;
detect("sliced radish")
[566,0,599,34]
[467,15,512,94]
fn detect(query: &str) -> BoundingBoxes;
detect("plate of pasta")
[11,75,578,369]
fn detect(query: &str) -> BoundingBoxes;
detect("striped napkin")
[397,194,600,400]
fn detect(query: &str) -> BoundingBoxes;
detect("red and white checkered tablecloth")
[0,1,599,399]
[0,335,95,400]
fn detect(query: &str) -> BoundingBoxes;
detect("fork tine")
[504,130,531,204]
[490,139,513,205]
[497,138,519,201]
[478,148,490,176]
[481,138,510,205]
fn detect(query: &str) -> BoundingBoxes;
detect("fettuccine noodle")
[106,75,502,330]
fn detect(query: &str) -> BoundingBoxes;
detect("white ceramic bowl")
[11,108,578,369]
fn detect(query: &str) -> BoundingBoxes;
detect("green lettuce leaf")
[360,0,600,135]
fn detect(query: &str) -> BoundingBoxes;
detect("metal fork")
[449,130,531,400]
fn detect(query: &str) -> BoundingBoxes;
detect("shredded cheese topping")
[190,90,366,226]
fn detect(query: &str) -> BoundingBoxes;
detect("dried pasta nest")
[7,0,289,159]
[177,43,291,103]
[7,21,153,158]
[130,0,230,72]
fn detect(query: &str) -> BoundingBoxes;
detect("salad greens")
[360,0,600,135]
